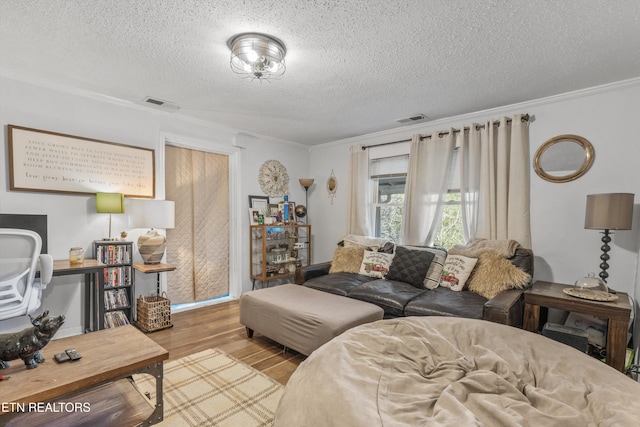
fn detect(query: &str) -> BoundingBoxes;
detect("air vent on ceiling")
[141,96,180,112]
[396,114,428,124]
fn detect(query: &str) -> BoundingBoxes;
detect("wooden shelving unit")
[250,224,311,288]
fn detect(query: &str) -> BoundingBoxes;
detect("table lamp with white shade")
[128,199,175,264]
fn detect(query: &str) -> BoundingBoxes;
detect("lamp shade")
[585,193,634,230]
[299,178,315,189]
[96,193,125,214]
[128,199,175,229]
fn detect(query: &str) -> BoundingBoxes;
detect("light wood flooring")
[145,299,306,385]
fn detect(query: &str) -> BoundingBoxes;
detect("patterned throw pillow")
[329,246,365,274]
[440,254,478,291]
[386,246,435,288]
[359,250,395,278]
[402,245,447,289]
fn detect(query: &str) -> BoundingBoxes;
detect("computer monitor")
[0,214,48,254]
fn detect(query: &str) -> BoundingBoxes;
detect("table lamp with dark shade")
[584,193,634,285]
[95,192,125,240]
[128,199,175,264]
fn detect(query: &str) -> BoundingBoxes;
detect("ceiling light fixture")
[227,33,287,81]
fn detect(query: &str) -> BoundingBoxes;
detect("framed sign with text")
[8,125,155,197]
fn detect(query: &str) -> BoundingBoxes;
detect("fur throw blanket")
[448,239,530,299]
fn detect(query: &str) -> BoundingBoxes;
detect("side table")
[523,280,631,372]
[133,263,176,295]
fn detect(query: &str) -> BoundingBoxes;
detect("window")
[370,155,408,243]
[372,176,405,242]
[433,191,464,248]
[370,149,465,248]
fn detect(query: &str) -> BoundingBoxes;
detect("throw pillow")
[466,252,531,299]
[329,246,365,274]
[359,250,395,278]
[402,245,447,289]
[386,246,435,288]
[440,254,478,291]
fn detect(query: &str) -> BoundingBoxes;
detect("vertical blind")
[165,145,230,304]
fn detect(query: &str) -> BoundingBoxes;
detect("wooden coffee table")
[0,325,168,425]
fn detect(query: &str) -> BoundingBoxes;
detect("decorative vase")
[138,230,167,264]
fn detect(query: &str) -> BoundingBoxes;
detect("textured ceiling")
[1,1,639,145]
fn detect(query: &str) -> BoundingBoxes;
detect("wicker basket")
[136,293,172,333]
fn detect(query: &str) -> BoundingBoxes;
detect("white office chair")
[0,228,53,321]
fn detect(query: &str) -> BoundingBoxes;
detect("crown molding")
[312,76,640,151]
[0,69,308,149]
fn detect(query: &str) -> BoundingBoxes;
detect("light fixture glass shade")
[584,193,634,230]
[128,199,175,264]
[227,33,286,81]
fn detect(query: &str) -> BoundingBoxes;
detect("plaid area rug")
[132,348,284,426]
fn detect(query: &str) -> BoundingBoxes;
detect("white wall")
[0,75,309,337]
[2,73,638,358]
[308,78,640,357]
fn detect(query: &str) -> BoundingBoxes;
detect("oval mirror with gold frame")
[534,134,594,183]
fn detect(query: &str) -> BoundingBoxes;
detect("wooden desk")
[51,259,104,276]
[0,325,168,425]
[523,281,631,372]
[42,259,106,333]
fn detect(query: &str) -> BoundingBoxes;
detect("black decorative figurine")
[0,311,65,369]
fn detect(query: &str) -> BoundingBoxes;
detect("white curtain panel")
[459,115,531,248]
[346,145,372,236]
[401,131,455,246]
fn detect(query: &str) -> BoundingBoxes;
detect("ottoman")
[239,284,384,356]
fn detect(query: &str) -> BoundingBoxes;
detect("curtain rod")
[362,114,530,150]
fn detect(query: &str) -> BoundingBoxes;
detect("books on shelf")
[95,243,132,264]
[104,288,130,310]
[104,310,130,328]
[104,266,131,288]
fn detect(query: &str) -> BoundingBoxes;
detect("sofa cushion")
[403,245,447,289]
[304,272,378,297]
[348,279,425,317]
[386,246,435,288]
[403,287,487,319]
[329,246,365,274]
[359,250,395,278]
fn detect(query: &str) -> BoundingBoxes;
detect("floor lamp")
[299,178,314,224]
[584,193,634,287]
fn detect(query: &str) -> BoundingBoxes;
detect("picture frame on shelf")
[249,209,261,225]
[277,201,297,222]
[249,195,269,213]
[288,202,296,222]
